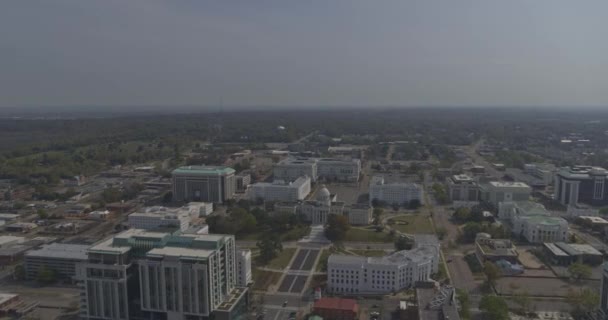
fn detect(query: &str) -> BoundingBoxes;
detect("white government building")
[369,176,423,206]
[479,181,531,206]
[128,203,212,232]
[273,157,361,183]
[301,186,345,225]
[274,185,372,225]
[247,176,311,202]
[499,201,569,243]
[327,245,439,294]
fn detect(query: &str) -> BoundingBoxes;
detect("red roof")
[314,298,358,312]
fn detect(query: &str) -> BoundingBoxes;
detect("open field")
[265,248,297,270]
[252,269,283,291]
[388,214,434,234]
[344,227,393,243]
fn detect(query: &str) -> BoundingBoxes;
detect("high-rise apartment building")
[76,229,248,320]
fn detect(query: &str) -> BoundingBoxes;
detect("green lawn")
[343,228,392,243]
[265,248,297,270]
[388,214,434,234]
[252,269,283,291]
[316,249,331,272]
[235,225,310,242]
[281,225,311,241]
[350,249,387,257]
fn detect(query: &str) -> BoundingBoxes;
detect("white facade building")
[327,245,439,294]
[128,205,198,231]
[247,176,311,202]
[236,249,252,287]
[524,163,557,185]
[369,176,423,206]
[273,157,361,183]
[300,186,345,225]
[316,158,361,182]
[499,201,569,243]
[479,181,531,206]
[273,158,318,182]
[347,204,372,225]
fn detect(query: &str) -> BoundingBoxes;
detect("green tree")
[568,262,592,281]
[512,290,532,314]
[325,215,350,242]
[479,295,509,320]
[436,227,447,240]
[483,261,501,288]
[394,236,413,251]
[373,208,384,226]
[462,222,483,242]
[453,207,471,222]
[257,233,283,262]
[102,187,122,203]
[37,208,48,219]
[456,289,471,320]
[567,288,600,319]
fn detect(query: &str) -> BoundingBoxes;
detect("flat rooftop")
[25,243,89,260]
[544,243,569,257]
[172,165,235,176]
[489,181,530,188]
[147,247,214,259]
[0,236,25,247]
[0,293,18,306]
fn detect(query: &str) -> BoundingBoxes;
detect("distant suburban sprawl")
[2,108,608,320]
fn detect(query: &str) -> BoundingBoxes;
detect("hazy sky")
[1,0,607,108]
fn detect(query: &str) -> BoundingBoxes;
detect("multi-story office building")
[273,158,318,182]
[247,176,311,202]
[327,245,439,294]
[235,172,251,192]
[76,229,247,320]
[128,207,191,232]
[554,166,608,206]
[499,201,568,244]
[524,163,556,185]
[369,176,422,207]
[236,249,252,287]
[446,174,479,202]
[24,243,88,281]
[479,181,531,206]
[346,204,372,226]
[172,166,236,204]
[273,157,361,183]
[316,158,361,182]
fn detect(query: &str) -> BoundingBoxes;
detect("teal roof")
[172,166,235,175]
